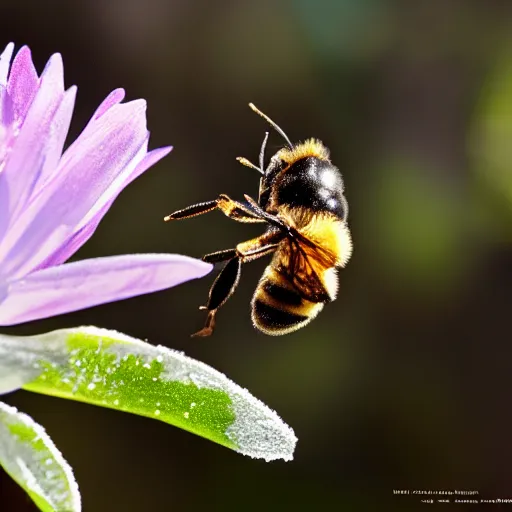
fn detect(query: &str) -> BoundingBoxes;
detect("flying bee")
[164,103,352,337]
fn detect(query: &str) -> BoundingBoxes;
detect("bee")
[164,103,352,337]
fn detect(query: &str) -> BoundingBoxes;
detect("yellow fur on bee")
[301,215,352,268]
[277,139,330,164]
[278,206,353,269]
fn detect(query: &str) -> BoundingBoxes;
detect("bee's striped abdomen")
[251,269,324,335]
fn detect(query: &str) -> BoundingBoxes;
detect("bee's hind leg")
[191,257,242,337]
[166,200,280,337]
[192,231,284,338]
[202,249,237,264]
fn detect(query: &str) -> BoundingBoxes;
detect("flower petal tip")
[173,254,214,279]
[191,258,214,277]
[0,42,15,85]
[126,98,147,115]
[1,42,14,53]
[41,53,64,83]
[137,98,147,113]
[158,145,173,157]
[171,254,214,279]
[16,45,32,59]
[92,88,126,120]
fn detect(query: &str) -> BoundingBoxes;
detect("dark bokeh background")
[2,0,512,510]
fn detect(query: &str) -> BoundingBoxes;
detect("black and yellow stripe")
[251,269,324,335]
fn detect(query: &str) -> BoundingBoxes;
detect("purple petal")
[33,86,76,192]
[0,43,14,86]
[7,46,39,119]
[1,53,64,227]
[0,88,14,243]
[92,88,125,120]
[0,85,14,127]
[0,254,212,325]
[83,145,173,232]
[1,99,149,278]
[36,145,172,269]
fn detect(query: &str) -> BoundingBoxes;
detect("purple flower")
[0,43,211,325]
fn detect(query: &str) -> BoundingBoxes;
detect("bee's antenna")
[236,157,263,174]
[249,103,293,148]
[236,131,269,175]
[259,131,269,172]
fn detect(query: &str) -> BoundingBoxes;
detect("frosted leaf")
[0,401,81,511]
[0,326,297,461]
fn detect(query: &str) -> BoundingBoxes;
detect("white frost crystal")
[0,326,297,461]
[0,401,81,511]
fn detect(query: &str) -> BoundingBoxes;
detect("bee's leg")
[202,249,238,264]
[202,240,281,264]
[191,257,241,338]
[192,232,283,338]
[164,194,265,224]
[236,239,280,262]
[164,200,217,221]
[202,229,284,265]
[243,194,287,229]
[216,194,267,223]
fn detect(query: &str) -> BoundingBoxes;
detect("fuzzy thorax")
[278,206,353,269]
[277,138,330,165]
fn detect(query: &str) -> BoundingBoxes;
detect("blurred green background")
[2,0,512,510]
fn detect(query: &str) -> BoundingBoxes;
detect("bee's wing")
[282,236,335,303]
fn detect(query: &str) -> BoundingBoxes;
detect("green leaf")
[0,326,297,461]
[0,400,81,512]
